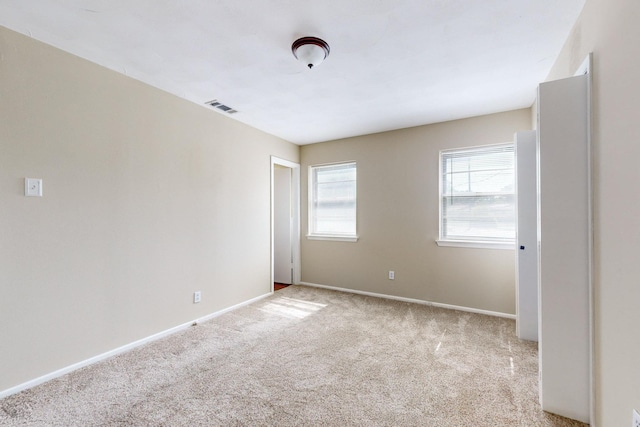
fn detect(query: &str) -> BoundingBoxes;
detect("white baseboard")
[299,282,516,320]
[0,292,272,400]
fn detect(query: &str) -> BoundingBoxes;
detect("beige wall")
[545,0,640,425]
[6,1,637,421]
[300,109,532,315]
[0,27,298,392]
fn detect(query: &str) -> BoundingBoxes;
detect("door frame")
[574,52,594,426]
[270,156,301,292]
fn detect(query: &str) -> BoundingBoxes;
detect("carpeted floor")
[0,285,587,426]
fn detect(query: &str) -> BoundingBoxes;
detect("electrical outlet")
[388,271,395,280]
[633,409,640,427]
[25,178,43,197]
[193,291,201,304]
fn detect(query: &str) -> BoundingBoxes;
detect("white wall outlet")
[388,271,395,280]
[633,409,640,427]
[25,178,43,197]
[193,291,201,304]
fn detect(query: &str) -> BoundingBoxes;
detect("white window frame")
[307,161,358,242]
[437,143,515,250]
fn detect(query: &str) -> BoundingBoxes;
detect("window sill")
[307,234,359,243]
[436,240,514,250]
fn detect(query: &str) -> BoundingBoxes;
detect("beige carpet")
[0,285,587,426]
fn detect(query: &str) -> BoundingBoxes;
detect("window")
[308,162,357,241]
[438,144,515,248]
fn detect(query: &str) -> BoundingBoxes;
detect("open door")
[537,70,592,423]
[274,165,292,284]
[515,130,538,342]
[270,157,300,291]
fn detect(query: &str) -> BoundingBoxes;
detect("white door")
[515,130,538,342]
[274,165,292,284]
[537,73,590,423]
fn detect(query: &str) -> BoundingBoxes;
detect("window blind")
[440,144,515,243]
[310,162,356,236]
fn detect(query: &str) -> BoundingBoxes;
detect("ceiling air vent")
[205,100,238,114]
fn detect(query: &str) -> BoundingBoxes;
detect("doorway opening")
[273,283,290,291]
[270,157,300,293]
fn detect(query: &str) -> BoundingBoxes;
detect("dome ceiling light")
[291,36,330,69]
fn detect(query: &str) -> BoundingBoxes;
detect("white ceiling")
[0,0,585,145]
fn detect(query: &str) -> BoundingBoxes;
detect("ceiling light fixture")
[291,36,330,69]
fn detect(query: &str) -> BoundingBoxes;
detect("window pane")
[440,144,515,243]
[310,162,356,236]
[448,169,513,194]
[442,194,515,241]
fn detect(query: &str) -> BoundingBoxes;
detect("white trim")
[575,52,595,427]
[575,53,592,77]
[436,239,514,250]
[299,281,516,320]
[306,159,358,168]
[0,292,271,400]
[194,292,272,324]
[307,234,359,242]
[271,156,301,288]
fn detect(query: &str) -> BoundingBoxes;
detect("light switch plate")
[25,178,43,197]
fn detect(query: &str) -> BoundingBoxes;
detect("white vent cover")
[205,100,238,114]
